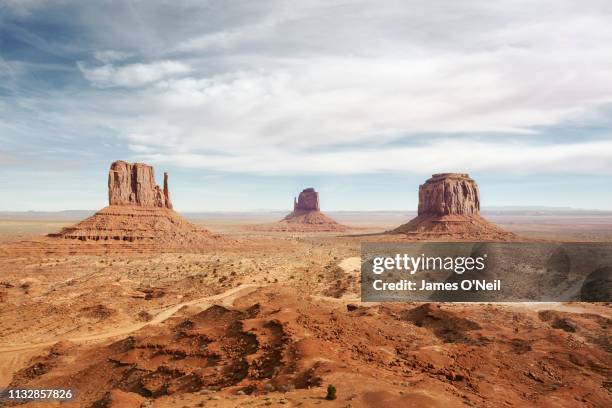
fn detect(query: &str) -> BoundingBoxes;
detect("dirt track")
[0,284,259,387]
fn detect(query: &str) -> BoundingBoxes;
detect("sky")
[1,0,612,211]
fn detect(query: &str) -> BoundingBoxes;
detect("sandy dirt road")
[0,284,259,387]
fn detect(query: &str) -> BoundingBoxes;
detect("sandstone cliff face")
[417,173,479,216]
[294,188,320,212]
[393,173,515,240]
[108,161,172,209]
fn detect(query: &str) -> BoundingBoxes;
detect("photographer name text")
[371,279,501,291]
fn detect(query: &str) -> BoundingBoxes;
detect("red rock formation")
[92,389,145,408]
[418,173,479,216]
[163,172,172,209]
[50,205,215,244]
[393,173,515,240]
[294,188,320,211]
[251,188,347,232]
[282,187,346,231]
[108,161,172,209]
[50,161,215,245]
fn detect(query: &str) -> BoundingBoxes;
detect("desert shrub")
[325,384,337,400]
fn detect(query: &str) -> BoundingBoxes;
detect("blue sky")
[1,0,611,211]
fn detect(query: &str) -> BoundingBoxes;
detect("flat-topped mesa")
[293,187,320,212]
[108,161,173,209]
[392,172,516,240]
[417,173,479,216]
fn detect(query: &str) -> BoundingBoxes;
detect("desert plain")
[0,207,611,408]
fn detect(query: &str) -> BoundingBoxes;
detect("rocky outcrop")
[393,173,515,240]
[50,160,215,245]
[282,187,346,231]
[92,389,145,408]
[49,205,215,244]
[251,188,347,232]
[294,188,320,212]
[418,173,479,216]
[108,161,172,209]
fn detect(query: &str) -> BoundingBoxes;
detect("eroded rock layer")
[50,206,214,244]
[294,188,320,212]
[393,173,515,240]
[278,210,347,232]
[418,173,479,216]
[108,160,172,209]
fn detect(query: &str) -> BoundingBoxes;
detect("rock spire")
[108,160,172,209]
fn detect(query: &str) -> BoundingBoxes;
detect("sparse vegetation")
[325,384,337,400]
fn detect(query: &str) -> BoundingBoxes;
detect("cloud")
[176,23,275,53]
[106,46,611,153]
[93,50,132,64]
[4,0,612,178]
[0,0,54,16]
[139,139,612,175]
[78,60,191,88]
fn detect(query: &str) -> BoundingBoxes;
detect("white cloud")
[176,23,274,52]
[78,60,191,88]
[93,50,132,64]
[109,46,612,153]
[59,0,610,176]
[11,0,612,177]
[139,139,612,175]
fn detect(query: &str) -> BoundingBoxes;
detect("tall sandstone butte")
[250,187,347,232]
[50,160,214,244]
[393,173,515,240]
[108,160,172,209]
[293,187,320,212]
